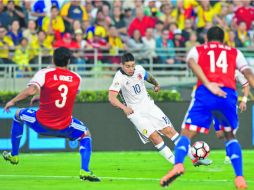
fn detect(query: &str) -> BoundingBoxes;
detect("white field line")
[0,174,253,183]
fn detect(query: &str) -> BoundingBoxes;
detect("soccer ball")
[191,141,210,159]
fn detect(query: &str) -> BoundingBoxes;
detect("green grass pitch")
[0,150,253,190]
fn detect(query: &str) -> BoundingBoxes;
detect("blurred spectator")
[0,0,25,29]
[102,3,112,26]
[23,20,38,44]
[86,29,108,64]
[132,0,143,17]
[13,37,31,71]
[234,0,254,30]
[71,20,84,35]
[0,0,4,16]
[113,0,122,9]
[160,3,174,27]
[181,19,193,41]
[126,29,146,61]
[91,0,103,19]
[85,0,93,23]
[0,26,14,64]
[172,29,185,64]
[156,29,175,64]
[213,3,230,30]
[31,0,60,28]
[142,27,157,60]
[73,29,86,66]
[144,0,162,19]
[185,31,200,49]
[124,7,134,27]
[112,7,127,36]
[30,30,53,64]
[225,30,236,47]
[42,5,65,37]
[195,0,221,31]
[53,32,79,49]
[60,1,88,32]
[128,7,156,37]
[74,29,86,48]
[168,22,178,40]
[154,20,164,39]
[107,25,124,64]
[171,0,186,30]
[22,0,37,24]
[86,8,108,40]
[235,21,250,47]
[7,20,22,46]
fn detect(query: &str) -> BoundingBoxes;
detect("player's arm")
[145,72,160,92]
[30,95,40,106]
[239,84,249,112]
[4,84,39,112]
[188,58,227,98]
[108,90,134,115]
[242,68,254,89]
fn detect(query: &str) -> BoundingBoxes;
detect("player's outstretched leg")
[2,112,24,165]
[225,139,247,189]
[79,137,100,182]
[160,136,190,187]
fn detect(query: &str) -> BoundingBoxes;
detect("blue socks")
[79,137,92,172]
[11,115,24,156]
[174,136,190,164]
[225,139,243,176]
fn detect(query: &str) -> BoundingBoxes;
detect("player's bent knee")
[149,131,163,145]
[14,109,23,122]
[224,131,235,140]
[181,128,197,139]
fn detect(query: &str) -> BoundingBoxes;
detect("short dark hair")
[121,52,135,64]
[53,47,72,67]
[207,26,224,43]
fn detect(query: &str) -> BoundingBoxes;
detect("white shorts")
[127,102,172,144]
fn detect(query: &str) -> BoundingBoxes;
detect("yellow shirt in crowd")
[0,36,14,59]
[42,16,65,33]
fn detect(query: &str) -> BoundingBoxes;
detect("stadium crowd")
[1,0,254,71]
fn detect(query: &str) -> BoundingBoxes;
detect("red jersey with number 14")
[28,67,81,130]
[186,42,249,90]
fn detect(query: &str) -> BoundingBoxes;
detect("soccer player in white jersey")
[108,52,211,166]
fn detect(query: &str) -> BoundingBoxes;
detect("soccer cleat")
[193,158,212,167]
[224,156,231,164]
[2,151,19,165]
[160,163,184,187]
[235,176,247,189]
[80,169,100,182]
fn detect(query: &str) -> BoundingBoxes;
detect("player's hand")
[4,100,15,113]
[206,83,227,98]
[123,107,134,116]
[239,101,247,112]
[154,85,160,92]
[30,95,40,106]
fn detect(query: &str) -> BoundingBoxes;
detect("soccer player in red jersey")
[2,47,100,182]
[160,26,254,189]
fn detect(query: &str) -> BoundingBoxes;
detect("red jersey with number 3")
[28,67,81,129]
[186,42,250,90]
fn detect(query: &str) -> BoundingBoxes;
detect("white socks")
[155,141,175,164]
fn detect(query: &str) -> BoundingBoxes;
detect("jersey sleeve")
[27,69,47,89]
[235,70,249,87]
[186,47,198,63]
[109,73,122,93]
[136,65,148,80]
[236,49,250,72]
